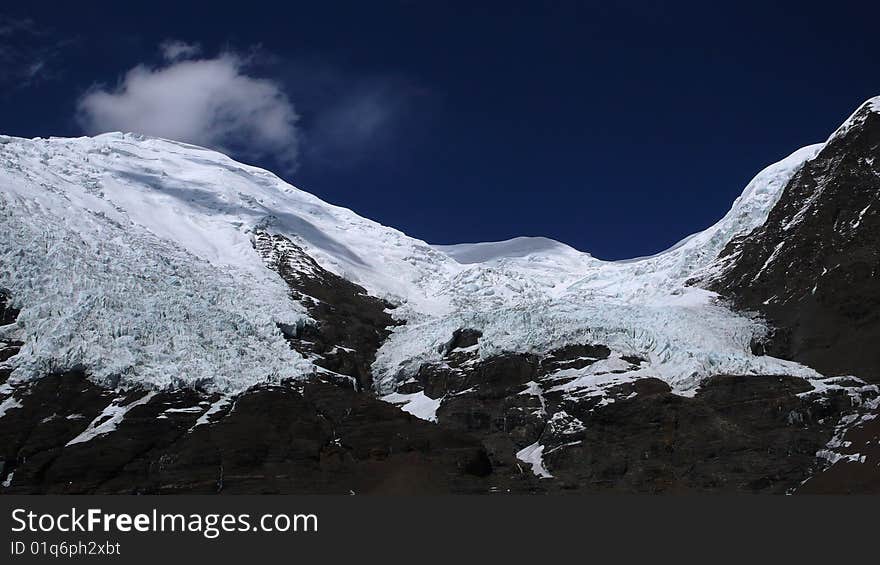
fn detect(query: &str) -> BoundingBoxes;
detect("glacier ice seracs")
[0,122,840,395]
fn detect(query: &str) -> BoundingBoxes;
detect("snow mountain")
[0,129,823,394]
[1,96,879,494]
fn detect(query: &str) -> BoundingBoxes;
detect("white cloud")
[159,39,201,61]
[76,52,300,172]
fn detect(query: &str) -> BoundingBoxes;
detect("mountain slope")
[0,128,824,396]
[1,97,879,493]
[0,133,459,391]
[373,142,826,394]
[707,96,880,382]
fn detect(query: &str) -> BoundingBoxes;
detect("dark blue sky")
[1,1,878,259]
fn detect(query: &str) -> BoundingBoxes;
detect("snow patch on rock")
[66,392,157,446]
[381,391,442,422]
[516,441,552,479]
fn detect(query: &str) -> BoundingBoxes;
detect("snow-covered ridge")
[372,141,827,393]
[0,133,463,311]
[825,95,880,144]
[0,120,833,395]
[434,236,585,264]
[0,135,319,391]
[0,132,464,391]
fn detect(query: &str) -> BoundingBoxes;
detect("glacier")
[0,119,844,396]
[372,143,827,393]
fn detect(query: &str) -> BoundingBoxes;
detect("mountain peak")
[825,95,880,144]
[0,126,833,395]
[3,98,879,494]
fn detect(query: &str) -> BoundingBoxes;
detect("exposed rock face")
[0,270,503,494]
[0,291,21,364]
[3,209,879,493]
[252,230,399,391]
[3,101,880,494]
[707,101,880,383]
[400,337,871,493]
[703,100,880,492]
[2,336,865,494]
[5,242,873,493]
[0,289,16,325]
[798,410,880,494]
[0,371,501,494]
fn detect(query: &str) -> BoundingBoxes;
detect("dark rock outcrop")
[0,371,506,494]
[397,334,870,493]
[252,230,399,391]
[703,99,880,491]
[0,290,22,364]
[3,348,862,494]
[708,101,880,383]
[4,98,880,494]
[5,250,869,494]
